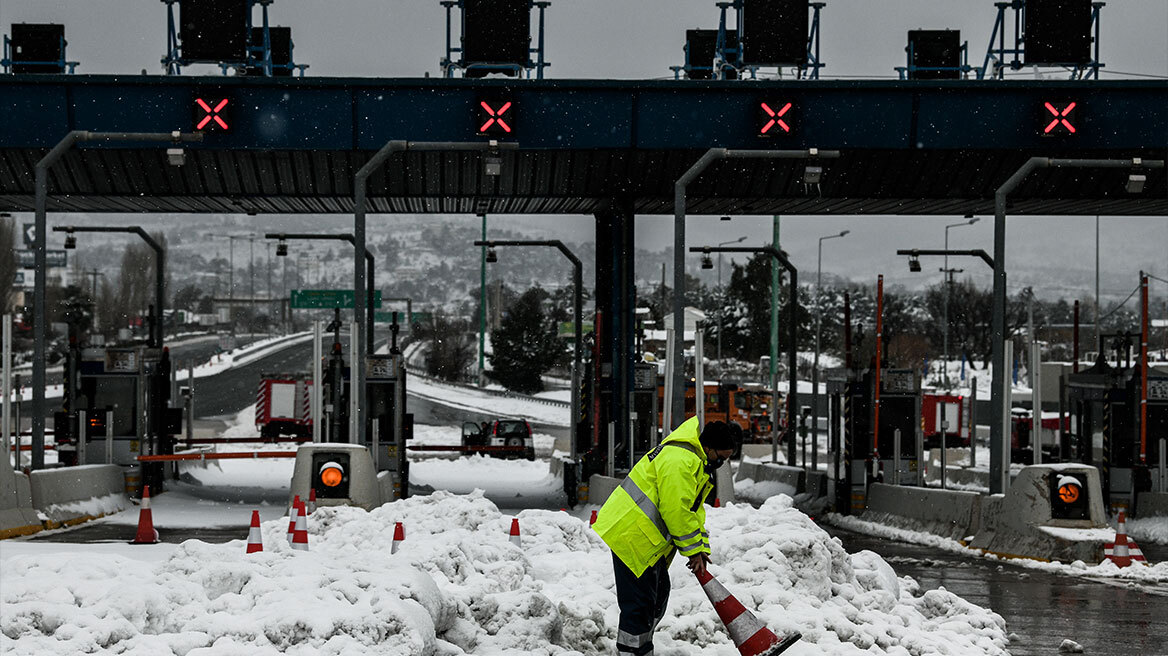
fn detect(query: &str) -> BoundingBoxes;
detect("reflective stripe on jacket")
[592,416,713,577]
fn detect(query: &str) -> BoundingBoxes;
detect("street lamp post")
[942,217,980,387]
[693,245,799,465]
[812,229,849,470]
[475,239,583,464]
[266,232,377,354]
[715,235,747,365]
[54,226,167,349]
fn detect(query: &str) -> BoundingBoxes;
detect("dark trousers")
[613,552,671,656]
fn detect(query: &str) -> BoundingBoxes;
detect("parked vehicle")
[255,373,313,438]
[461,418,535,460]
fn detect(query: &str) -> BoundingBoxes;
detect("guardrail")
[406,365,571,410]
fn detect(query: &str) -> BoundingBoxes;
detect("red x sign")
[758,101,793,136]
[478,101,513,134]
[1042,101,1077,135]
[194,98,230,131]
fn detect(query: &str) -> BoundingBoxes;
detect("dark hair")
[699,421,741,451]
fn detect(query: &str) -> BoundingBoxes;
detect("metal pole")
[1160,437,1166,493]
[572,258,582,464]
[970,376,978,468]
[312,321,322,443]
[1140,273,1148,464]
[787,266,798,466]
[893,428,901,486]
[940,402,947,489]
[1001,341,1013,493]
[480,213,487,387]
[77,409,87,465]
[695,321,705,428]
[772,217,781,464]
[2,315,9,462]
[663,327,675,434]
[349,321,359,444]
[185,363,194,443]
[1095,216,1101,345]
[813,238,822,471]
[371,421,379,472]
[104,409,113,465]
[607,422,615,478]
[1032,340,1043,465]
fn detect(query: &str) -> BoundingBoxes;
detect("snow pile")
[2,492,1011,655]
[1125,516,1168,546]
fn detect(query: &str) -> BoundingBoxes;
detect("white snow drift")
[2,493,1009,655]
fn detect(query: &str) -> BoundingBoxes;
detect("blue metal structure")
[440,0,550,80]
[161,0,308,77]
[979,0,1105,80]
[0,75,1165,215]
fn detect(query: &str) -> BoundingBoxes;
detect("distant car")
[461,418,535,461]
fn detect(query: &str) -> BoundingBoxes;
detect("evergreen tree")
[488,287,562,394]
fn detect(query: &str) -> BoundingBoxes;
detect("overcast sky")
[3,0,1166,296]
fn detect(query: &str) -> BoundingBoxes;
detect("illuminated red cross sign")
[194,98,230,132]
[758,101,793,136]
[1041,101,1077,136]
[477,101,514,135]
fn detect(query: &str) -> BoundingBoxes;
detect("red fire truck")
[255,373,313,438]
[921,393,970,448]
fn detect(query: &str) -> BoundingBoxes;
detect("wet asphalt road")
[824,525,1168,656]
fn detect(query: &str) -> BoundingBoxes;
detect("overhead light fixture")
[802,165,823,185]
[484,140,502,177]
[276,240,288,257]
[166,147,185,167]
[64,232,76,249]
[908,255,922,273]
[486,247,498,263]
[839,229,850,237]
[720,215,731,221]
[701,253,713,270]
[1126,173,1146,194]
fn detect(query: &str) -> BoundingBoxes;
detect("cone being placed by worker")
[291,502,309,552]
[286,495,300,544]
[695,568,800,656]
[130,484,160,544]
[307,488,317,514]
[509,517,521,547]
[392,521,405,554]
[246,510,263,554]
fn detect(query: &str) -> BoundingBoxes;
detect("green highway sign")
[290,289,382,309]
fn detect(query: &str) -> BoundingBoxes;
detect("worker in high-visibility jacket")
[593,418,740,656]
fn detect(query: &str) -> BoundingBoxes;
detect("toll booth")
[628,363,659,464]
[876,368,923,487]
[827,365,922,515]
[1067,356,1168,514]
[66,346,180,491]
[364,352,412,500]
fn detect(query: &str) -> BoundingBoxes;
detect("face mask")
[706,456,726,472]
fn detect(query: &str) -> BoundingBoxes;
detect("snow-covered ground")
[1,493,1012,655]
[825,514,1168,584]
[408,376,569,427]
[1125,516,1168,546]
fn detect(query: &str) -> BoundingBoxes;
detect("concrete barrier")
[588,474,620,506]
[1,465,42,539]
[969,464,1110,563]
[734,461,803,497]
[290,444,382,510]
[1134,491,1168,518]
[860,483,982,540]
[29,464,129,528]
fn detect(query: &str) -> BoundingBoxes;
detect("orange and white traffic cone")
[589,510,598,526]
[130,484,160,544]
[1105,511,1148,567]
[391,521,405,554]
[509,518,521,547]
[291,503,309,552]
[286,495,300,544]
[695,568,800,656]
[714,498,722,508]
[307,489,317,514]
[246,510,263,554]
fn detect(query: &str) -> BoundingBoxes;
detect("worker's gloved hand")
[687,553,711,578]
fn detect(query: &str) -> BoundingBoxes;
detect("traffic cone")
[1104,511,1148,567]
[509,518,521,547]
[291,503,309,552]
[589,510,598,526]
[714,497,722,508]
[307,489,317,514]
[246,510,263,554]
[286,495,300,544]
[130,485,160,544]
[391,521,405,554]
[695,568,800,656]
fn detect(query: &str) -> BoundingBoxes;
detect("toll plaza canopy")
[0,75,1165,216]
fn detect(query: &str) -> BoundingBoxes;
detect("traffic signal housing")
[312,452,351,500]
[1049,473,1090,520]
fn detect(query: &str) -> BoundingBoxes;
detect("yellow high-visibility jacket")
[592,416,714,577]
